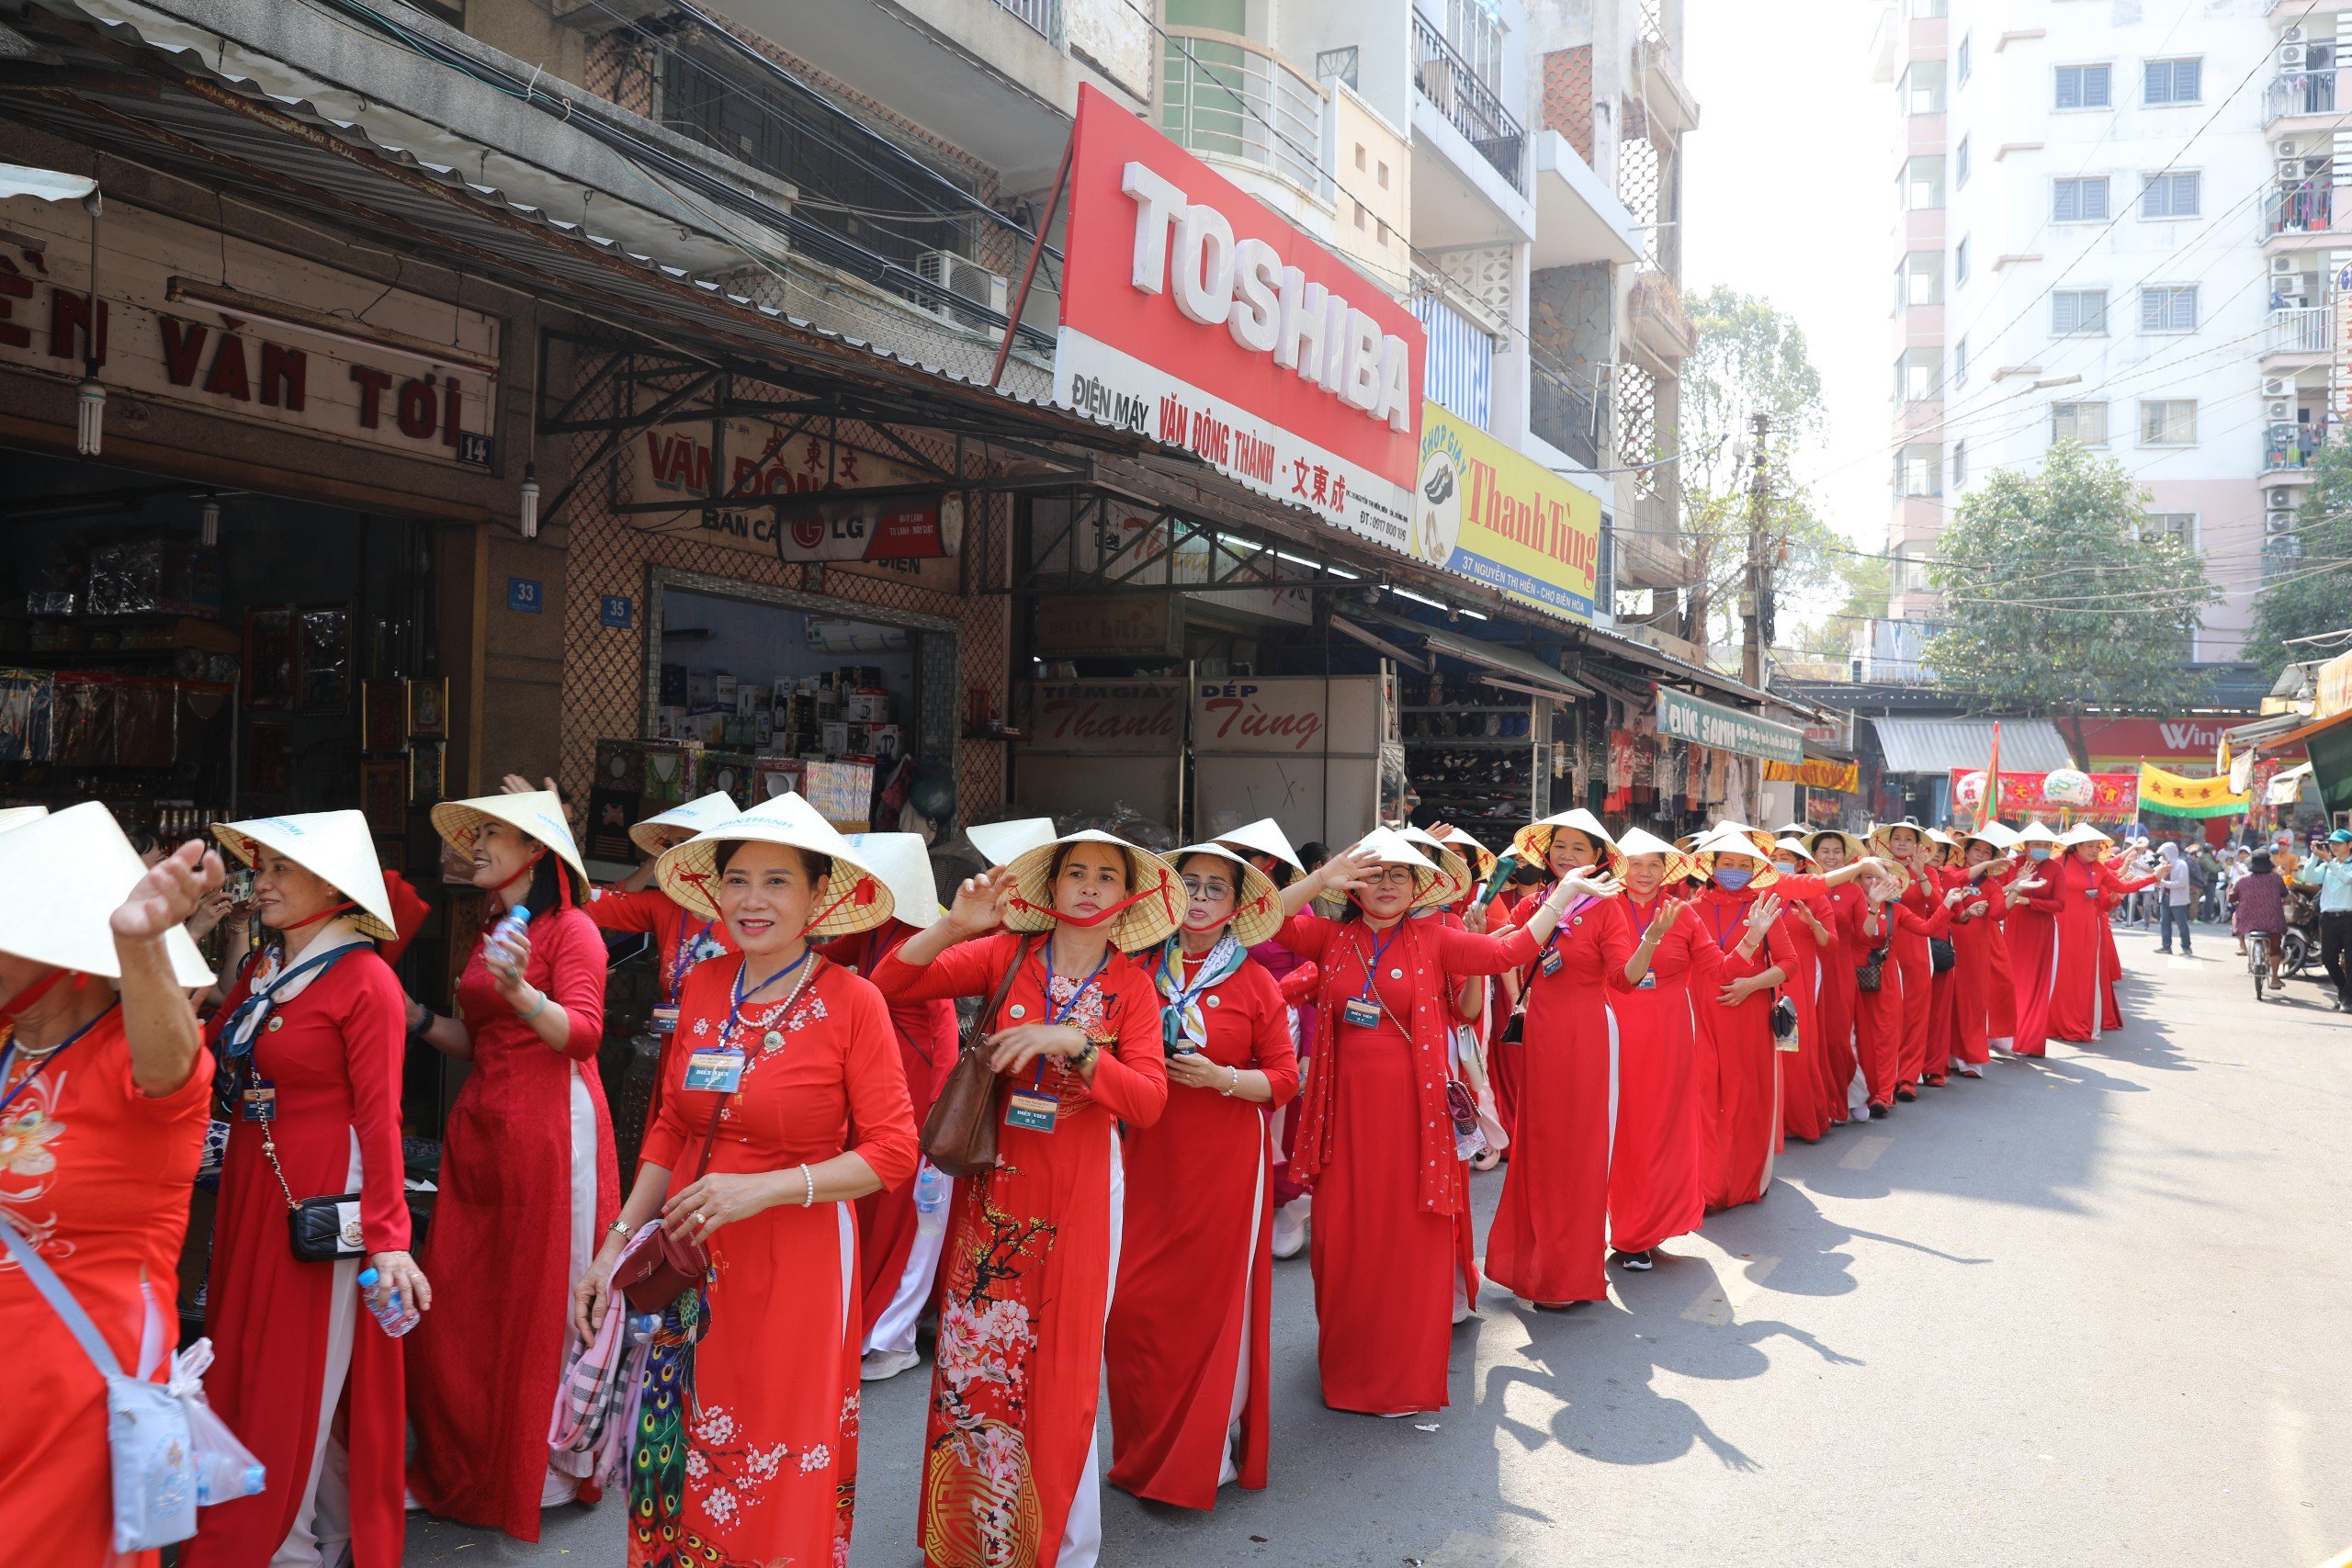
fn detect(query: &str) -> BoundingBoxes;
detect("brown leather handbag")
[921,937,1034,1179]
[614,1097,726,1313]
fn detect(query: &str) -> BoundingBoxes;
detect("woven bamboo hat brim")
[1507,808,1618,871]
[1429,826,1498,886]
[1165,842,1284,948]
[1396,826,1475,905]
[1686,823,1782,888]
[431,789,589,892]
[1000,830,1182,952]
[655,792,893,940]
[1314,828,1445,917]
[843,831,943,931]
[629,792,743,858]
[1613,826,1697,884]
[1774,837,1817,864]
[967,816,1058,869]
[1213,817,1306,874]
[1807,829,1870,865]
[212,811,397,942]
[1953,820,2019,852]
[0,802,213,987]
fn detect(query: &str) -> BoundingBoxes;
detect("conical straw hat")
[1163,842,1284,948]
[967,816,1057,869]
[655,793,894,940]
[1614,826,1696,884]
[1000,830,1182,952]
[1314,828,1447,916]
[1396,826,1474,905]
[2058,822,2112,847]
[0,802,212,986]
[629,792,742,858]
[1807,829,1870,865]
[1686,823,1782,888]
[1507,808,1617,868]
[212,811,396,941]
[1428,825,1497,886]
[1867,819,1932,862]
[1212,817,1305,874]
[1773,836,1817,864]
[0,806,48,834]
[431,789,588,892]
[843,831,944,931]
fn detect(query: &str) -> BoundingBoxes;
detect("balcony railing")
[2265,422,2324,472]
[990,0,1058,39]
[1531,375,1601,470]
[1629,270,1697,360]
[2262,182,2334,239]
[1410,11,1527,192]
[2267,304,2330,355]
[2264,67,2336,126]
[1161,28,1331,203]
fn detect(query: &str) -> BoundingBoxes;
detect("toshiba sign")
[1054,85,1424,554]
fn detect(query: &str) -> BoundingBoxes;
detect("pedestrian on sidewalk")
[2293,829,2352,1012]
[2154,841,2195,956]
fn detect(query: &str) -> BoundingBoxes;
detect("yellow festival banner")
[1763,756,1861,792]
[2136,761,2251,818]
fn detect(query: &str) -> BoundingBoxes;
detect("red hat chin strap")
[279,901,357,932]
[0,967,70,1023]
[797,875,878,938]
[1007,879,1171,931]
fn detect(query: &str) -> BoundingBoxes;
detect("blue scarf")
[1155,931,1247,1052]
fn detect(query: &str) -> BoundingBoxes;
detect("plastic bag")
[170,1340,266,1506]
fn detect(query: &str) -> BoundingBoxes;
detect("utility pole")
[1742,410,1771,692]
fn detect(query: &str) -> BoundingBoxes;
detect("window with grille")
[1447,0,1506,94]
[1951,439,1968,489]
[2140,400,2197,446]
[2139,286,2197,333]
[1955,236,1970,285]
[2055,63,2111,109]
[1618,363,1660,500]
[2052,288,2109,335]
[2140,172,2199,219]
[1956,134,1971,186]
[2138,512,2196,546]
[2052,401,2109,446]
[2143,59,2200,104]
[2053,176,2109,221]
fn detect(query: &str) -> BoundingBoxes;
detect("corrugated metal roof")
[1868,717,2075,774]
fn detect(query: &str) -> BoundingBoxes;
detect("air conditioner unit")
[2269,487,2296,509]
[2268,398,2295,422]
[2274,254,2301,276]
[2282,24,2306,43]
[2264,376,2293,397]
[2281,41,2307,68]
[909,250,1011,331]
[2267,507,2297,535]
[2279,288,2309,309]
[2278,140,2301,158]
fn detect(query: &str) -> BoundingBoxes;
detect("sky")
[1679,0,1893,645]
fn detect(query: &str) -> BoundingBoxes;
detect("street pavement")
[407,918,2352,1567]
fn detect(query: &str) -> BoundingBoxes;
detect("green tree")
[2244,439,2352,675]
[1674,288,1834,648]
[1923,441,2219,766]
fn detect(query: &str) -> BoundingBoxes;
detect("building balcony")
[2263,304,2331,366]
[1632,35,1702,134]
[1628,269,1697,364]
[2261,184,2338,248]
[2263,422,2326,479]
[1610,487,1688,592]
[1410,9,1526,193]
[2263,68,2338,130]
[1530,130,1641,268]
[1530,374,1602,471]
[1160,28,1332,207]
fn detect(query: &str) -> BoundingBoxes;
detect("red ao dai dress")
[628,954,919,1568]
[1688,886,1804,1211]
[1276,909,1541,1416]
[1105,948,1298,1508]
[869,932,1168,1568]
[1603,892,1721,1256]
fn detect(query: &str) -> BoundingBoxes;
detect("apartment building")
[1863,0,2312,674]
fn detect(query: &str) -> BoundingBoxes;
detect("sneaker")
[2155,947,2172,955]
[1271,1200,1308,1260]
[1613,1249,1655,1272]
[860,1348,921,1383]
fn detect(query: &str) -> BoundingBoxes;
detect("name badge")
[684,1047,745,1094]
[240,1079,276,1122]
[1004,1088,1058,1133]
[1637,973,1657,990]
[1540,947,1564,976]
[1342,997,1382,1030]
[648,1004,680,1036]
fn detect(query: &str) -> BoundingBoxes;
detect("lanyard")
[1542,894,1597,962]
[220,944,357,1059]
[722,948,814,1046]
[666,919,718,1005]
[1042,947,1111,1027]
[0,1003,119,1118]
[1707,900,1741,953]
[1349,922,1403,1001]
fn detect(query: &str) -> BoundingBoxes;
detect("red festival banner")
[1950,768,2140,821]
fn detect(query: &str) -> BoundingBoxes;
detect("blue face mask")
[1715,867,1755,890]
[1772,861,1797,875]
[2028,846,2052,862]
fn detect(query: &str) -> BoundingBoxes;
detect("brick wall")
[1544,47,1595,164]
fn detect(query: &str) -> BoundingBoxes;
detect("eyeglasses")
[1364,866,1419,888]
[1181,875,1234,901]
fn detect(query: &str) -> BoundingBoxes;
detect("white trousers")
[274,1134,364,1566]
[1055,1130,1125,1568]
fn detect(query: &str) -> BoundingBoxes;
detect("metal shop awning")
[1350,605,1595,701]
[1868,717,2074,774]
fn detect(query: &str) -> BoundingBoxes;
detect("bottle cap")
[357,1267,380,1286]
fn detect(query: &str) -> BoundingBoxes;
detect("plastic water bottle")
[356,1267,419,1337]
[912,1164,950,1237]
[193,1454,267,1506]
[490,905,531,971]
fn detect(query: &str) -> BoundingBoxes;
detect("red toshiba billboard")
[1053,83,1426,554]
